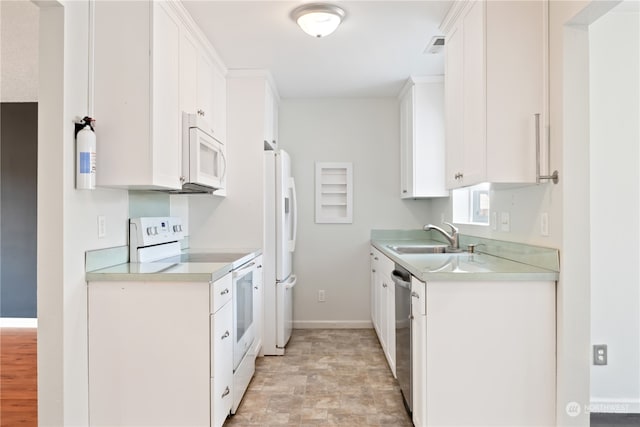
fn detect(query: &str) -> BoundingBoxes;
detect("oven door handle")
[232,261,256,278]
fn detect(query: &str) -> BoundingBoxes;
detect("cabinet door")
[445,22,464,189]
[461,0,486,187]
[197,53,215,122]
[263,83,278,147]
[211,63,227,144]
[400,87,414,198]
[179,29,198,115]
[212,302,233,427]
[370,248,379,333]
[485,0,545,183]
[411,277,427,427]
[253,257,264,354]
[152,1,181,189]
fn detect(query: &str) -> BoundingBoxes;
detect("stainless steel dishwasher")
[391,263,412,415]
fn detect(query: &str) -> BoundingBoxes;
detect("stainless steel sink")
[386,244,448,254]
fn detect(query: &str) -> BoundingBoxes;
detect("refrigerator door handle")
[289,177,298,253]
[283,274,297,290]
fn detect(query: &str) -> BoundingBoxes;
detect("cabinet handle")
[374,257,379,261]
[402,190,407,193]
[254,286,259,290]
[411,291,420,299]
[220,288,229,295]
[221,330,230,340]
[197,109,205,117]
[221,386,230,398]
[372,269,376,273]
[534,113,559,184]
[382,283,387,288]
[179,176,186,183]
[272,140,276,146]
[454,172,463,180]
[257,264,263,269]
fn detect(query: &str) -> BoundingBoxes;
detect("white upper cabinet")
[399,77,449,199]
[263,82,279,149]
[179,29,198,116]
[441,0,548,189]
[95,0,182,190]
[95,0,227,190]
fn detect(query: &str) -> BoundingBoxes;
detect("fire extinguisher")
[75,116,96,190]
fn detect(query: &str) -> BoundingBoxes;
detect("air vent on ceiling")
[424,35,445,54]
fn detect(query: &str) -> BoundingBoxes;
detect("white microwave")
[179,112,226,193]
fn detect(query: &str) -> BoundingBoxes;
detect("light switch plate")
[98,215,106,238]
[491,212,497,230]
[500,212,510,232]
[540,212,549,236]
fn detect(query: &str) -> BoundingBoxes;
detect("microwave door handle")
[220,147,227,182]
[289,177,297,253]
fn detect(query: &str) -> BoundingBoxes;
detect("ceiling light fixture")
[291,3,346,38]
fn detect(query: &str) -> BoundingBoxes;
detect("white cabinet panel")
[411,277,427,427]
[211,301,233,427]
[442,0,548,188]
[399,77,449,198]
[179,29,198,115]
[94,0,181,190]
[88,281,210,426]
[370,247,396,376]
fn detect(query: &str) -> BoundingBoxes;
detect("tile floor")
[226,329,413,427]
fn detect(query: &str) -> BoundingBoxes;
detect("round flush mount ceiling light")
[291,3,346,38]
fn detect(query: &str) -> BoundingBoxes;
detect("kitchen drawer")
[211,301,233,427]
[211,273,232,314]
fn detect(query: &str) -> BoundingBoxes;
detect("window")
[452,183,490,225]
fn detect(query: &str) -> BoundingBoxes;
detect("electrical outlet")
[500,212,510,232]
[491,212,497,230]
[593,344,607,365]
[440,213,445,224]
[318,290,326,302]
[98,215,106,238]
[540,212,549,236]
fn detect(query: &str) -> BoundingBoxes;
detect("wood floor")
[0,327,37,427]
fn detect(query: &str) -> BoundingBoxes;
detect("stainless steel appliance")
[391,263,413,414]
[263,148,298,355]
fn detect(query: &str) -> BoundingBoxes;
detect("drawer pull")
[221,330,230,340]
[411,291,420,299]
[221,386,230,398]
[220,288,229,296]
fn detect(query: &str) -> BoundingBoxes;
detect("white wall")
[279,98,431,327]
[38,2,129,425]
[589,4,640,412]
[1,0,39,102]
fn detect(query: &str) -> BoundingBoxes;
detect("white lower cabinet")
[370,246,396,376]
[411,277,427,427]
[88,281,211,426]
[412,278,556,426]
[88,271,245,427]
[211,301,233,427]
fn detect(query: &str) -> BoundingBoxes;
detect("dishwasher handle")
[390,270,411,290]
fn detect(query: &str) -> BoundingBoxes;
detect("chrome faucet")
[424,222,459,250]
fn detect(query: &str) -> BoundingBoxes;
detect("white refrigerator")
[263,149,297,355]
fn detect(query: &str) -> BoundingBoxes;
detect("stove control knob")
[153,226,159,235]
[146,227,154,236]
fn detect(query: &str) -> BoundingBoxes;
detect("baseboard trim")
[589,398,640,413]
[293,320,373,329]
[0,318,38,328]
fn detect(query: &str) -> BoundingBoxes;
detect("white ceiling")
[182,1,453,99]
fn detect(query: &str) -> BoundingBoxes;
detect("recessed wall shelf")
[315,162,352,224]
